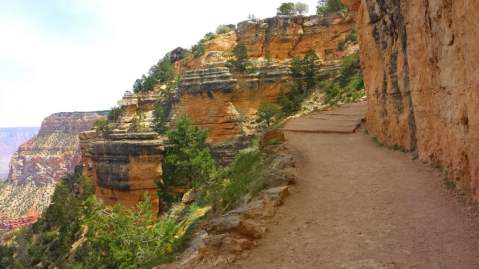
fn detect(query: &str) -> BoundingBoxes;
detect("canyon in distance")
[1,1,479,268]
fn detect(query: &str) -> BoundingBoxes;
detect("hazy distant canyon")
[0,128,38,180]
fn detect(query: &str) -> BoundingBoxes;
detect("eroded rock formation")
[81,13,358,209]
[0,112,105,218]
[0,128,38,180]
[8,112,106,184]
[345,0,479,198]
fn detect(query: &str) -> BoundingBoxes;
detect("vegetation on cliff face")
[279,49,319,115]
[133,54,177,93]
[316,0,345,14]
[159,116,218,209]
[319,52,364,105]
[1,115,268,268]
[277,2,309,16]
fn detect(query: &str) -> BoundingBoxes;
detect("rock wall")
[8,112,106,184]
[345,0,479,197]
[0,128,38,180]
[237,14,356,61]
[0,112,105,218]
[80,131,164,211]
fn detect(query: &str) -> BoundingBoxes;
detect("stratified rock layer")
[345,1,479,197]
[0,128,38,179]
[81,131,164,211]
[8,112,106,184]
[82,14,358,209]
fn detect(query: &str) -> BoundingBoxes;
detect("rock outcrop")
[0,128,38,180]
[0,112,105,219]
[8,112,106,184]
[81,131,164,210]
[81,14,358,209]
[345,1,479,198]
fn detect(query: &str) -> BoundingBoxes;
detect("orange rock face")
[80,132,164,212]
[237,15,356,61]
[82,14,358,209]
[348,0,479,198]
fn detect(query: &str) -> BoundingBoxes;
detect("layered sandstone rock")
[0,112,105,218]
[8,112,106,184]
[82,13,358,209]
[81,131,164,211]
[345,1,479,197]
[0,128,38,180]
[237,14,356,61]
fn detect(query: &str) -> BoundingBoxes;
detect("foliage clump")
[337,30,358,51]
[318,52,364,105]
[216,24,236,34]
[317,0,346,15]
[277,2,309,16]
[256,102,282,129]
[201,150,264,212]
[159,116,218,209]
[279,49,319,115]
[229,44,255,73]
[133,55,176,93]
[76,196,206,268]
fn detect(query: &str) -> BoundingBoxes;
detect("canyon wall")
[81,14,358,209]
[345,0,479,197]
[8,112,106,184]
[0,112,106,218]
[0,127,38,180]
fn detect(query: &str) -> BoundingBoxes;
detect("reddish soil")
[230,102,479,268]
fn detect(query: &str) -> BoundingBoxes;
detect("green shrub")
[256,102,282,128]
[216,24,235,34]
[202,150,264,212]
[76,196,207,269]
[317,0,345,14]
[278,83,307,115]
[230,44,251,72]
[107,106,123,123]
[95,119,110,133]
[277,2,296,15]
[279,49,319,115]
[295,2,309,15]
[319,53,365,105]
[133,55,176,93]
[161,116,218,209]
[191,42,205,58]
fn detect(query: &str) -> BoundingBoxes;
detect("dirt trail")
[233,102,479,269]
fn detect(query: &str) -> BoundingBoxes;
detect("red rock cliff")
[345,0,479,197]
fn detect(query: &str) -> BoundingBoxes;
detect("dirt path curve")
[233,102,479,269]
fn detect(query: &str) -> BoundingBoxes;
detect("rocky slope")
[344,1,479,199]
[0,127,38,180]
[81,13,358,210]
[0,112,105,218]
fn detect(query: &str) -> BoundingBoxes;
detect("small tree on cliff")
[317,0,345,14]
[277,2,296,15]
[160,116,217,209]
[295,2,309,15]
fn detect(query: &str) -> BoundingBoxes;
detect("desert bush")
[277,2,296,15]
[256,102,282,129]
[216,24,236,34]
[201,150,264,212]
[317,0,345,15]
[319,53,365,105]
